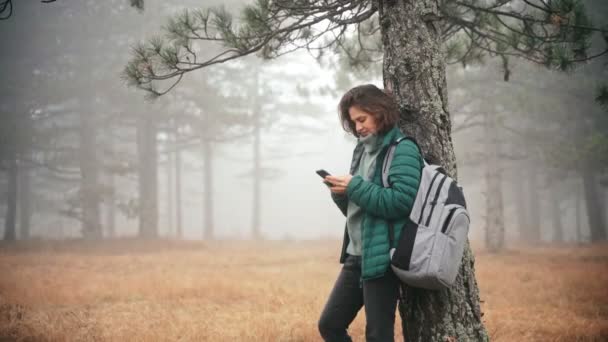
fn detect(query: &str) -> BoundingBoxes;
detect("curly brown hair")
[337,84,399,138]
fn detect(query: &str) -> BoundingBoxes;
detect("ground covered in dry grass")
[0,239,607,341]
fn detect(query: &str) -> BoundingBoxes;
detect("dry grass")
[0,239,607,341]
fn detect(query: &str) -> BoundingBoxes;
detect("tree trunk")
[484,111,505,252]
[105,182,116,238]
[252,109,262,240]
[526,164,541,242]
[378,0,488,340]
[575,180,582,243]
[166,127,174,237]
[105,136,116,238]
[549,185,564,242]
[602,186,607,239]
[513,164,529,242]
[137,116,158,238]
[200,108,214,240]
[79,112,102,240]
[251,70,262,240]
[175,137,183,239]
[581,165,606,241]
[202,136,214,240]
[3,157,18,241]
[18,162,31,240]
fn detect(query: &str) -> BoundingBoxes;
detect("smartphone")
[316,169,332,186]
[316,169,331,178]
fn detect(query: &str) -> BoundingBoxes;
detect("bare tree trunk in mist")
[18,163,31,240]
[79,112,102,240]
[575,181,584,243]
[166,126,174,236]
[3,157,18,241]
[202,136,214,240]
[526,165,541,242]
[601,187,607,238]
[251,69,262,240]
[105,185,116,238]
[605,190,608,236]
[104,176,116,239]
[175,137,183,239]
[549,185,564,242]
[379,1,488,339]
[582,165,606,241]
[104,136,116,238]
[137,116,158,239]
[484,111,505,252]
[252,108,262,240]
[514,165,529,241]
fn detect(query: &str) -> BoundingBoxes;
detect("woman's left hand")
[325,175,353,194]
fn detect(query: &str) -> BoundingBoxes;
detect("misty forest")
[1,0,607,341]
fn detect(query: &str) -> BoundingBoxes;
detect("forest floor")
[0,239,607,341]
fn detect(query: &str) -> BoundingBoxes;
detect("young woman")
[318,84,422,342]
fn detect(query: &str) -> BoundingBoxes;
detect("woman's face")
[349,106,378,137]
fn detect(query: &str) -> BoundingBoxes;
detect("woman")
[318,84,422,342]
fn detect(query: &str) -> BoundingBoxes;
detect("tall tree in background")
[125,0,606,340]
[0,0,161,240]
[136,111,159,238]
[161,72,250,240]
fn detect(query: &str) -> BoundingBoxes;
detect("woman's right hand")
[326,175,352,194]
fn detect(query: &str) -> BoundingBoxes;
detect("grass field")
[1,239,607,341]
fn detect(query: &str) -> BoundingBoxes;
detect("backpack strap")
[382,136,425,188]
[382,136,424,249]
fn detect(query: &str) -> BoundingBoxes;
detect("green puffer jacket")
[331,126,422,280]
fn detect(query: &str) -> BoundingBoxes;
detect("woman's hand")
[325,175,353,194]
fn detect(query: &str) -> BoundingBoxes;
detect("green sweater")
[331,126,422,280]
[346,133,383,256]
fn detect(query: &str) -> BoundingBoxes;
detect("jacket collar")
[353,125,404,151]
[380,125,404,148]
[350,126,404,174]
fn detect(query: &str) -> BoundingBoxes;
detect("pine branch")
[124,0,375,98]
[443,0,605,73]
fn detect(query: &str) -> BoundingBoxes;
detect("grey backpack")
[382,137,469,290]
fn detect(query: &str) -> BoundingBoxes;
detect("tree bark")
[581,165,606,241]
[18,162,31,240]
[484,110,505,252]
[378,0,488,340]
[3,157,18,241]
[137,115,159,238]
[79,111,102,240]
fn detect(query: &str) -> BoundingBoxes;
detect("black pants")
[318,255,401,342]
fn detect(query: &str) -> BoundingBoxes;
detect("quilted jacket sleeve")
[346,140,421,219]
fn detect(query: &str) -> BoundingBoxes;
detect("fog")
[1,0,607,245]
